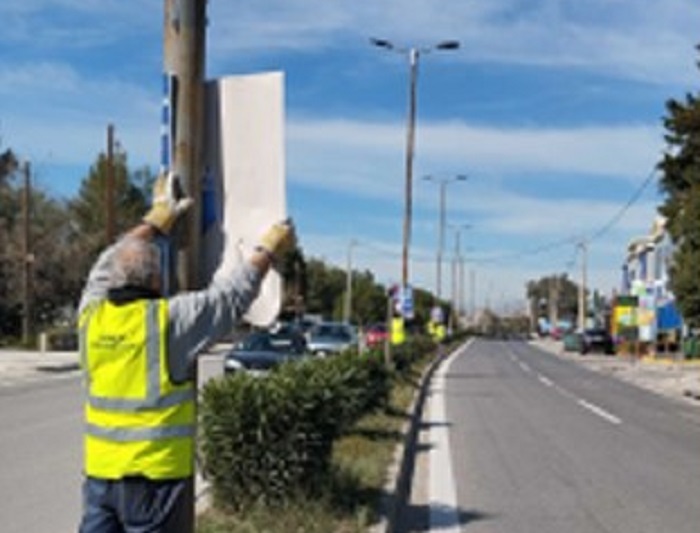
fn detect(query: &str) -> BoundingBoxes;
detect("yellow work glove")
[256,219,297,264]
[143,172,194,234]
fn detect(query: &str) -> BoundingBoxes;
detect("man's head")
[110,237,162,294]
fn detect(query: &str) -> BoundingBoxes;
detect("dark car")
[268,324,308,352]
[579,328,615,355]
[223,330,307,375]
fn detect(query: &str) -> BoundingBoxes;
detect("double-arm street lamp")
[423,174,468,301]
[370,37,460,293]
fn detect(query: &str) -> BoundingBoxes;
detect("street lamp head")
[449,222,473,231]
[370,37,394,50]
[424,173,468,184]
[435,40,460,50]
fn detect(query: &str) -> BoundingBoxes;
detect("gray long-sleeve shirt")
[79,237,264,383]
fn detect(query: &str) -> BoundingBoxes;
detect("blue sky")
[1,1,699,313]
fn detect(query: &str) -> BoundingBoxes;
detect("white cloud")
[287,116,664,198]
[0,61,160,166]
[2,1,697,86]
[208,0,700,86]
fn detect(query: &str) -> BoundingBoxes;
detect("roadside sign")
[399,285,414,319]
[430,305,444,324]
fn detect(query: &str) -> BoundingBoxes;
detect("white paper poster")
[202,72,286,326]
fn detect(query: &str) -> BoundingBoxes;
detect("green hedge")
[199,350,391,510]
[199,337,436,511]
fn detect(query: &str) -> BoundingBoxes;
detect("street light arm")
[370,37,394,50]
[436,40,460,50]
[373,38,460,56]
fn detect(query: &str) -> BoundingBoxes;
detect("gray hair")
[109,237,161,289]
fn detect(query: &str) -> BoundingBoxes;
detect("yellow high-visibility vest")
[79,299,195,479]
[435,324,446,342]
[391,317,405,345]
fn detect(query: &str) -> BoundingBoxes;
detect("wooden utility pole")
[578,240,588,331]
[21,161,33,345]
[164,0,206,290]
[163,2,206,530]
[106,123,115,243]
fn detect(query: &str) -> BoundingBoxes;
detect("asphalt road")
[412,339,700,533]
[0,354,225,533]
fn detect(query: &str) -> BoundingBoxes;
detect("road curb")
[36,362,80,373]
[371,344,453,533]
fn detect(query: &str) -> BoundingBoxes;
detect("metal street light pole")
[423,174,467,301]
[448,222,471,329]
[370,37,459,295]
[344,239,357,324]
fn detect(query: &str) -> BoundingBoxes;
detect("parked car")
[223,330,307,375]
[306,322,356,357]
[268,322,308,349]
[364,323,388,348]
[579,328,615,355]
[562,330,582,352]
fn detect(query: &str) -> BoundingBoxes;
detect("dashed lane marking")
[577,398,622,425]
[510,350,622,426]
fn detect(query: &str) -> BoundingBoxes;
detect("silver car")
[306,322,356,357]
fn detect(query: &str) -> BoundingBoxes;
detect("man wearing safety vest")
[77,172,295,532]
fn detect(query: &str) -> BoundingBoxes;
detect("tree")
[0,148,20,337]
[658,44,700,326]
[279,246,308,320]
[342,269,386,325]
[69,151,151,248]
[66,151,153,307]
[525,273,580,324]
[304,258,346,320]
[0,148,83,338]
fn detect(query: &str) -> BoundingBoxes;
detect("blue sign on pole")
[401,285,414,319]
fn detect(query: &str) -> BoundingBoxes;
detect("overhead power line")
[468,168,659,266]
[587,168,658,243]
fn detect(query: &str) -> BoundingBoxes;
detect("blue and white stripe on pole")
[159,72,178,296]
[160,73,173,174]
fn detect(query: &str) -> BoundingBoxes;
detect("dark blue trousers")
[79,476,194,533]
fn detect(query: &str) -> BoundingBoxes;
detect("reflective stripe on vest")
[81,298,195,479]
[85,423,195,441]
[84,301,195,417]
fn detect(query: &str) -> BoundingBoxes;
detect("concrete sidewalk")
[0,348,80,385]
[531,338,700,405]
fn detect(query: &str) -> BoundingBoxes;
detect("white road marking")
[577,398,622,425]
[553,383,576,398]
[428,340,472,532]
[516,351,622,426]
[537,374,553,387]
